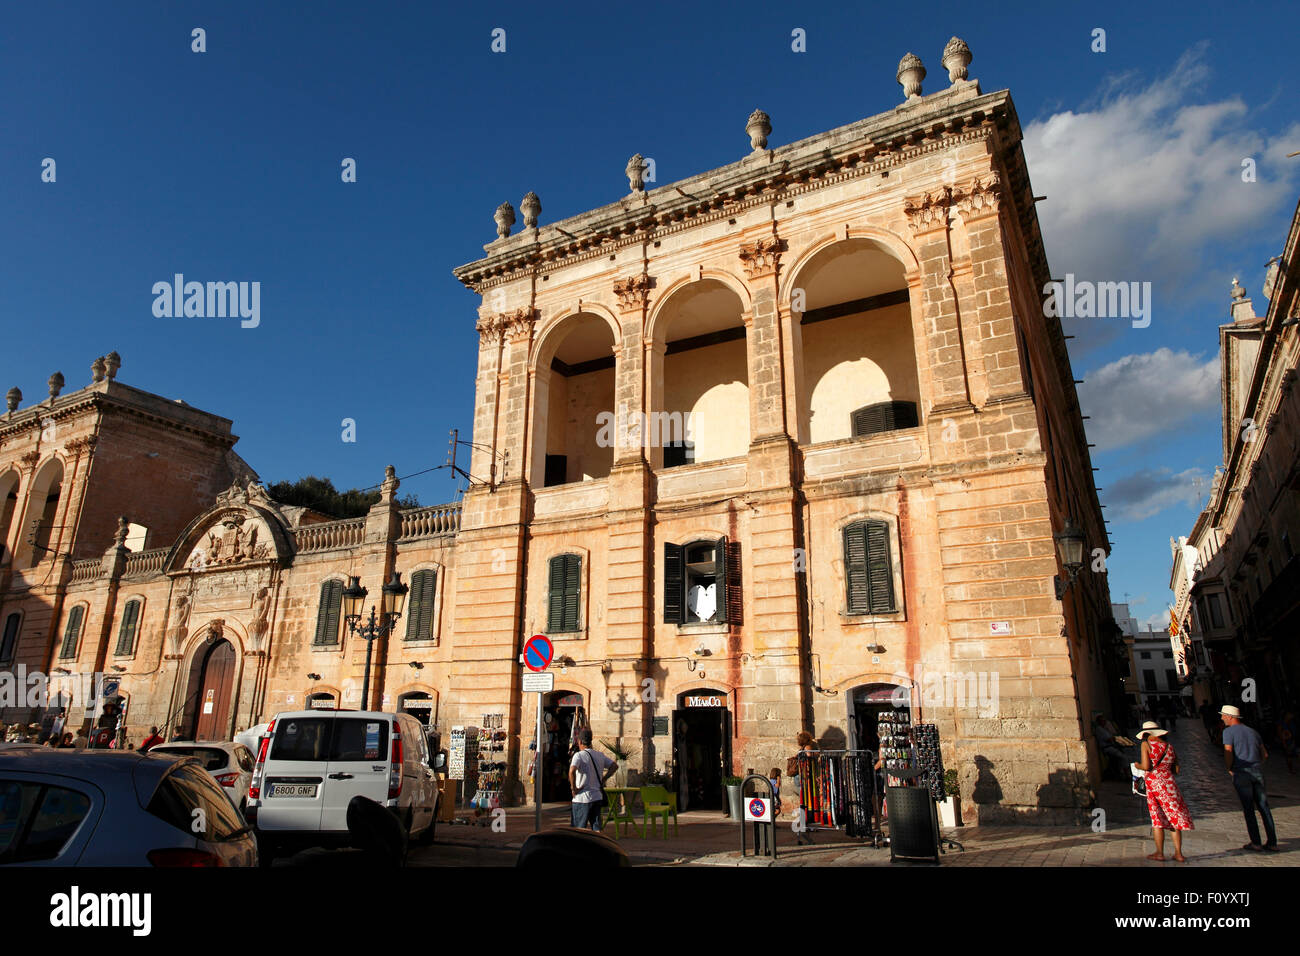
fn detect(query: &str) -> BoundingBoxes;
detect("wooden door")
[195,641,235,741]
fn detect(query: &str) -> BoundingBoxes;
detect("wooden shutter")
[865,522,895,612]
[562,555,581,631]
[60,605,84,659]
[405,570,437,642]
[314,580,343,646]
[115,600,141,656]
[547,556,565,631]
[723,539,743,625]
[844,524,870,613]
[663,542,685,624]
[851,401,919,437]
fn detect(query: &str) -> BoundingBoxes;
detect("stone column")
[470,312,506,484]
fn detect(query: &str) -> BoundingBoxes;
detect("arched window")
[547,554,582,632]
[115,599,142,656]
[404,569,437,642]
[843,521,896,614]
[850,401,919,438]
[0,612,20,663]
[307,691,337,710]
[58,605,86,660]
[313,580,344,646]
[0,469,19,564]
[26,459,64,568]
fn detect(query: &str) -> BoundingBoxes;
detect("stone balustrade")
[398,503,461,540]
[69,558,103,583]
[292,517,366,553]
[123,547,168,577]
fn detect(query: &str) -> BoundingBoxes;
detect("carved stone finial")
[626,154,648,193]
[494,202,516,239]
[91,356,107,383]
[48,372,65,400]
[942,37,972,83]
[897,53,926,99]
[521,192,541,229]
[114,516,130,547]
[380,464,400,502]
[1231,276,1246,300]
[104,351,121,380]
[746,109,771,151]
[5,387,20,414]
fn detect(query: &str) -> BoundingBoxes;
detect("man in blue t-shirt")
[1221,705,1278,851]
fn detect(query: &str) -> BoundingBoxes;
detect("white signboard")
[744,796,772,823]
[989,621,1012,636]
[449,725,476,781]
[523,672,555,693]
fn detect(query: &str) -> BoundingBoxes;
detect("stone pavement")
[432,718,1299,867]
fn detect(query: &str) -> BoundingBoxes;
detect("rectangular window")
[1143,671,1157,691]
[662,539,741,625]
[404,570,437,642]
[1207,593,1224,629]
[663,442,695,468]
[851,401,918,438]
[547,554,581,632]
[1139,651,1151,660]
[843,521,896,614]
[0,613,19,663]
[1164,669,1179,690]
[313,580,343,646]
[114,600,141,656]
[58,606,84,660]
[544,455,568,488]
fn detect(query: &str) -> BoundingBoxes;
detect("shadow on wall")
[968,754,1092,826]
[818,726,848,751]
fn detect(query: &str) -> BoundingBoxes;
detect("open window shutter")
[563,555,581,631]
[547,556,565,631]
[866,522,895,612]
[406,571,436,641]
[60,606,84,658]
[723,539,743,625]
[844,524,870,613]
[116,600,140,655]
[315,580,342,645]
[714,538,729,624]
[663,542,685,624]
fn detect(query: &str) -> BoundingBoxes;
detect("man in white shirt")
[568,729,616,830]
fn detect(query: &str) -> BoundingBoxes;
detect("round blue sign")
[524,634,553,672]
[748,798,767,818]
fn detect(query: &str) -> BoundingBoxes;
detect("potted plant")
[599,739,639,789]
[724,775,745,821]
[938,769,963,828]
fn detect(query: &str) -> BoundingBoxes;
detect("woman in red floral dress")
[1137,720,1193,861]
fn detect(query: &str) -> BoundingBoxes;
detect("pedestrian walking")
[1136,721,1192,862]
[1220,705,1279,851]
[567,729,615,831]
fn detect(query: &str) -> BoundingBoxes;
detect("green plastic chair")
[639,785,678,837]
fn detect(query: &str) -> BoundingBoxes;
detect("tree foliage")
[267,475,419,519]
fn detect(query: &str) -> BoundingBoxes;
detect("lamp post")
[1053,517,1087,600]
[342,572,409,711]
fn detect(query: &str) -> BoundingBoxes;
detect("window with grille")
[843,521,896,614]
[313,580,344,646]
[850,401,919,438]
[0,613,19,662]
[114,600,141,656]
[547,554,581,632]
[405,570,437,642]
[59,605,85,660]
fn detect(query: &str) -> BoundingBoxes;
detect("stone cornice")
[454,88,1020,291]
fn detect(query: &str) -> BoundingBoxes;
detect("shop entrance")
[540,691,584,802]
[672,689,731,812]
[189,639,236,741]
[850,683,910,754]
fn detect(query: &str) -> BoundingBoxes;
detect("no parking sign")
[745,796,772,823]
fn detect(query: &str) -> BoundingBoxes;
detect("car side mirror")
[434,753,446,770]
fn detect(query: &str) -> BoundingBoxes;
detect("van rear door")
[319,717,391,832]
[258,716,329,832]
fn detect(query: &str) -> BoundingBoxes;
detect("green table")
[601,787,643,838]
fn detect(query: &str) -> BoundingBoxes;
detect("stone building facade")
[1175,197,1300,723]
[0,41,1118,823]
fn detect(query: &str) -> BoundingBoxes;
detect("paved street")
[353,717,1298,867]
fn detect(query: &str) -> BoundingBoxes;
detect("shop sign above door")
[685,695,725,708]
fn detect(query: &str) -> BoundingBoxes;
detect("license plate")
[269,783,317,798]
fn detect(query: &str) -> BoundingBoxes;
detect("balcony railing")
[69,558,103,584]
[398,503,461,540]
[292,517,366,554]
[123,547,168,577]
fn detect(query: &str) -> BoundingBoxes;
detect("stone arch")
[177,619,246,740]
[529,303,623,374]
[645,269,752,349]
[780,227,920,305]
[163,502,291,574]
[20,456,65,567]
[0,467,20,564]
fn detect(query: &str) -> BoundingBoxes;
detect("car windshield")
[153,747,229,771]
[270,718,389,762]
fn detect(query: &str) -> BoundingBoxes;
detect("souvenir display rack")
[471,713,505,813]
[877,710,915,783]
[912,722,946,801]
[792,750,879,843]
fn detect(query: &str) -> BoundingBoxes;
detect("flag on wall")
[1168,607,1180,638]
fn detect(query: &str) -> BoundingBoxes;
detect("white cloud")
[1022,46,1300,305]
[1078,348,1220,450]
[1104,466,1209,522]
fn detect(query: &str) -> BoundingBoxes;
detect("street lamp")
[1053,517,1087,599]
[342,572,409,710]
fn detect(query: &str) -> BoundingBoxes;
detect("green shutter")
[865,522,895,612]
[314,580,342,646]
[664,542,685,624]
[405,570,437,641]
[547,556,565,631]
[60,605,85,659]
[844,524,870,613]
[562,555,581,631]
[115,600,141,656]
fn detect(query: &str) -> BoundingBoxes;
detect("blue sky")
[3,1,1297,629]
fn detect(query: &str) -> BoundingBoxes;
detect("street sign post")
[523,636,554,832]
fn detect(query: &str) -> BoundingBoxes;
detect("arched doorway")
[540,690,585,802]
[187,639,236,741]
[672,688,731,812]
[847,682,912,755]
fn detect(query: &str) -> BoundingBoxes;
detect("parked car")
[234,722,269,756]
[148,741,256,816]
[246,710,439,865]
[0,746,258,866]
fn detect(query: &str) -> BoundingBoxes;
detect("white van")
[246,710,440,863]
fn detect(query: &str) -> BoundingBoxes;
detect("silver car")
[0,745,258,866]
